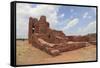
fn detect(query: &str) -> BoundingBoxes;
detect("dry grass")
[16,40,96,65]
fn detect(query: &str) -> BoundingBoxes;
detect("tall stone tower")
[28,17,38,43]
[35,16,49,34]
[28,16,50,44]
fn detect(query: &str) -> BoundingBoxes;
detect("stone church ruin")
[28,16,96,56]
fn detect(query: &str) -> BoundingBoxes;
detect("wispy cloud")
[62,18,79,35]
[83,12,88,19]
[76,21,96,35]
[63,18,79,30]
[83,21,96,34]
[59,13,64,18]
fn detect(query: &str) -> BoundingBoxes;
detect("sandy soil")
[16,40,96,65]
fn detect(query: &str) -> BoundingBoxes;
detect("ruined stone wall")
[28,16,66,44]
[28,17,34,43]
[28,17,38,43]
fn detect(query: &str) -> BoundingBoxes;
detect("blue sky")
[16,3,96,38]
[55,6,96,35]
[57,6,96,28]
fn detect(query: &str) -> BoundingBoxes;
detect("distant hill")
[65,33,96,42]
[86,33,96,41]
[86,33,96,37]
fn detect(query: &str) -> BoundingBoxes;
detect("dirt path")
[16,40,96,65]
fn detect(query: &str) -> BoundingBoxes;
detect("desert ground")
[16,40,96,65]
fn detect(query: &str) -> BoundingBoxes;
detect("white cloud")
[60,13,64,18]
[16,3,60,38]
[62,18,79,30]
[63,21,96,36]
[83,12,88,19]
[83,21,96,34]
[76,21,96,35]
[62,18,79,35]
[83,12,93,19]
